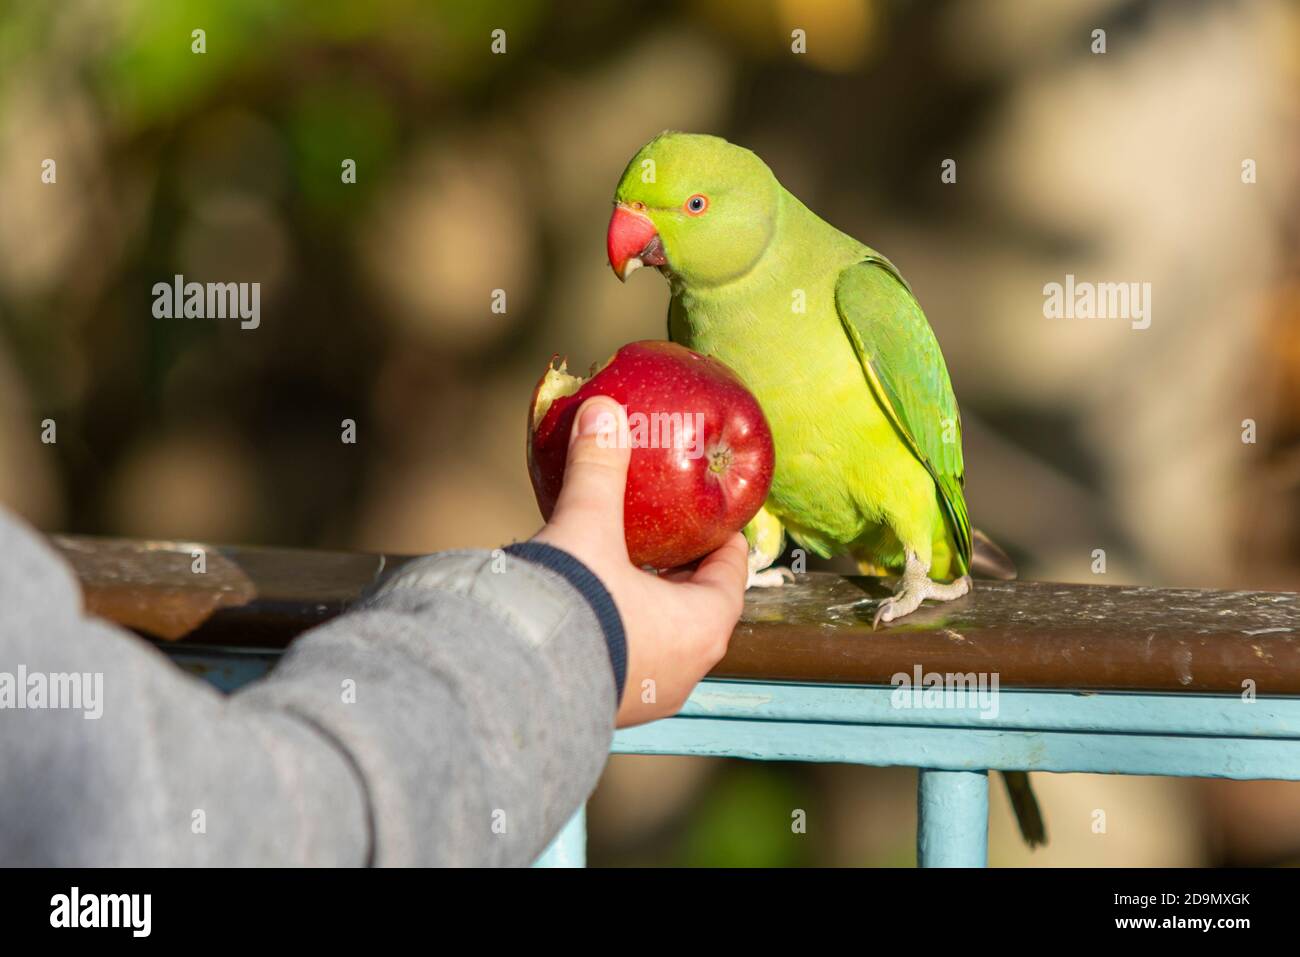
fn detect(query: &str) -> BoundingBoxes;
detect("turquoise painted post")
[917,768,988,867]
[533,807,587,867]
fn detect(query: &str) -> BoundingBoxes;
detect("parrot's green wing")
[834,256,972,571]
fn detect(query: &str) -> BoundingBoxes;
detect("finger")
[688,532,748,604]
[658,556,706,583]
[546,397,630,551]
[659,568,696,584]
[674,534,747,664]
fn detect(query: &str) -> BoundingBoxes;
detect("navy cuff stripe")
[504,542,627,705]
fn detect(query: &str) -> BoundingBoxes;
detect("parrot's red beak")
[607,203,666,282]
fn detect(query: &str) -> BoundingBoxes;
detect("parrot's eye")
[684,194,708,215]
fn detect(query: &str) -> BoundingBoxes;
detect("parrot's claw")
[746,566,796,589]
[873,573,971,629]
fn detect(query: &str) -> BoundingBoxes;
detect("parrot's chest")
[676,292,924,551]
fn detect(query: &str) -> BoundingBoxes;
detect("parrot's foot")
[873,556,971,629]
[745,517,794,588]
[743,506,788,588]
[747,566,795,589]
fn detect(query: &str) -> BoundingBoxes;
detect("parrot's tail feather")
[1001,771,1046,848]
[970,528,1017,580]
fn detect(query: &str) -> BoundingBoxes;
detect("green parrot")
[605,131,1043,847]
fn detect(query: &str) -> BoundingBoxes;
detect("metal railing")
[55,534,1300,867]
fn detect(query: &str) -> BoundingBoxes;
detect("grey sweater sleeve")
[0,510,620,866]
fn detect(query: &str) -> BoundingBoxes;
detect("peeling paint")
[690,689,774,712]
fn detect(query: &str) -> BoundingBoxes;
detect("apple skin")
[528,340,775,569]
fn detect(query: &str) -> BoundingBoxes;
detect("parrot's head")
[607,132,780,289]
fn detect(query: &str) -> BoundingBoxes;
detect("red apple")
[527,340,775,569]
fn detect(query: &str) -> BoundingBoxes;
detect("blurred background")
[1,0,1298,865]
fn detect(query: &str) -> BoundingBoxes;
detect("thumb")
[546,396,631,551]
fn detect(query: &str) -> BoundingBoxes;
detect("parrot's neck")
[670,187,867,345]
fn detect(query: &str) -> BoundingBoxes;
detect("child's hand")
[532,397,747,728]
